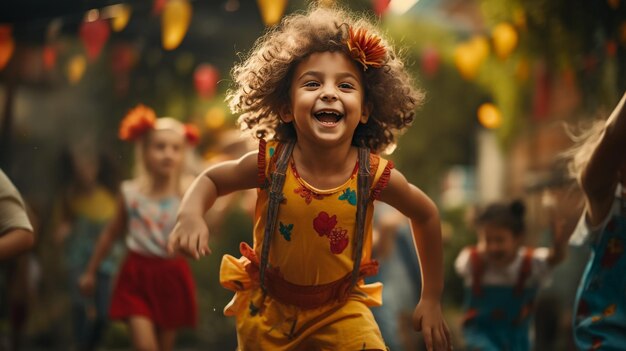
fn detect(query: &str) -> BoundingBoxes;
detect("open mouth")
[314,110,344,125]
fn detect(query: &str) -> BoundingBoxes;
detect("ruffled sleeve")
[369,154,394,201]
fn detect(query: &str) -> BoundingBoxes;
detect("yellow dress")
[220,140,394,350]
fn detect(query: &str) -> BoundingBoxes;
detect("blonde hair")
[226,4,423,153]
[563,119,607,183]
[133,118,190,195]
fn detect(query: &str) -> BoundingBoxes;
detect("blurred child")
[53,147,121,351]
[0,170,35,260]
[78,105,199,351]
[567,92,626,349]
[0,169,35,350]
[168,5,451,351]
[455,200,567,351]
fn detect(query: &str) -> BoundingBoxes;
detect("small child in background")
[53,146,122,351]
[78,105,199,351]
[566,91,626,349]
[455,200,567,351]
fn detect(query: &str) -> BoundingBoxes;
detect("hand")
[413,299,452,351]
[78,272,96,297]
[167,215,211,259]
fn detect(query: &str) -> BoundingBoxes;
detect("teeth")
[314,111,343,117]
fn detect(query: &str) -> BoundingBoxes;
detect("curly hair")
[562,119,606,183]
[226,4,423,153]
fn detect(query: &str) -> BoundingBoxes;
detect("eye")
[303,81,320,88]
[338,82,355,90]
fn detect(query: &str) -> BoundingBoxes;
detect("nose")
[320,89,338,102]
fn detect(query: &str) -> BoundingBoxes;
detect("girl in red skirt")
[79,105,199,351]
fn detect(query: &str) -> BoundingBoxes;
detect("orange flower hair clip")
[184,124,200,145]
[119,104,157,141]
[346,27,387,71]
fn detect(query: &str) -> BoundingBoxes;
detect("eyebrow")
[298,70,360,81]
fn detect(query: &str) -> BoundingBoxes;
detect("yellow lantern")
[67,55,87,84]
[0,25,15,71]
[204,106,226,130]
[492,23,518,60]
[477,103,502,129]
[111,4,132,32]
[162,0,192,50]
[257,0,288,26]
[453,37,488,81]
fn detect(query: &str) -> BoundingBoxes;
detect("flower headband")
[346,27,387,71]
[119,104,200,145]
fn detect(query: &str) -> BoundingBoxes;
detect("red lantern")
[373,0,391,16]
[194,64,219,99]
[420,46,440,78]
[42,45,57,70]
[153,0,167,15]
[0,25,15,71]
[111,43,136,75]
[79,19,110,61]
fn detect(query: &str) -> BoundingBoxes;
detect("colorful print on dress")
[338,187,357,206]
[328,227,349,254]
[279,222,294,241]
[294,185,324,204]
[313,212,337,236]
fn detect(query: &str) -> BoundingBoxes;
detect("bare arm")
[581,92,626,226]
[378,169,450,351]
[167,151,259,258]
[79,195,127,295]
[0,228,35,260]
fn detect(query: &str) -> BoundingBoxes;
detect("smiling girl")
[168,5,451,351]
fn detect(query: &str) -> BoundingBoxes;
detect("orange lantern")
[477,103,502,129]
[194,64,220,99]
[162,0,192,50]
[256,0,288,26]
[0,25,15,71]
[492,23,518,60]
[79,19,110,61]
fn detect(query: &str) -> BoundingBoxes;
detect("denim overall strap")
[259,141,295,294]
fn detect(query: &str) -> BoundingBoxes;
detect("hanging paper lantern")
[373,0,391,16]
[0,25,15,71]
[608,0,620,9]
[477,103,502,129]
[453,37,488,81]
[111,43,136,75]
[204,106,226,130]
[620,21,626,46]
[420,46,440,78]
[256,0,288,26]
[79,19,110,61]
[492,23,518,60]
[153,0,167,15]
[162,0,192,50]
[194,64,220,99]
[67,55,87,84]
[111,4,132,32]
[42,45,57,70]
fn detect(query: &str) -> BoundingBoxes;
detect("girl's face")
[477,224,521,266]
[143,129,186,178]
[283,51,370,147]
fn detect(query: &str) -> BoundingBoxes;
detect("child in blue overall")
[567,91,626,350]
[455,200,567,351]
